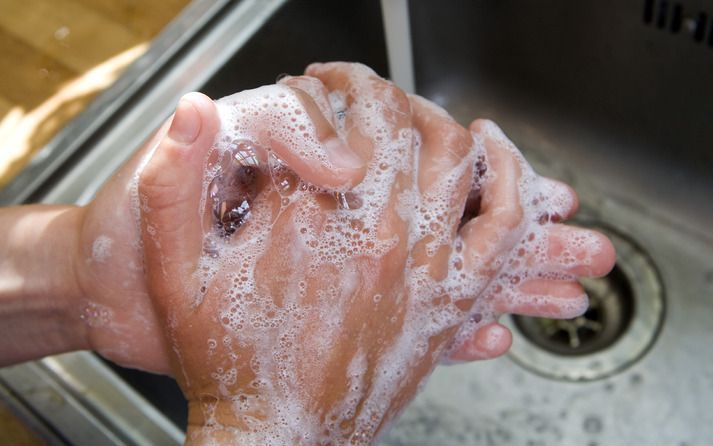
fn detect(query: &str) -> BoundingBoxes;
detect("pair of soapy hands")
[73,63,614,441]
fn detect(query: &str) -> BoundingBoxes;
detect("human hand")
[71,78,367,374]
[136,62,615,445]
[443,119,615,361]
[138,63,484,444]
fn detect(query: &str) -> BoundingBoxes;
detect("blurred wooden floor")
[0,400,46,446]
[0,0,189,438]
[0,0,191,189]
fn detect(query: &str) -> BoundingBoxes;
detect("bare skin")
[136,63,615,444]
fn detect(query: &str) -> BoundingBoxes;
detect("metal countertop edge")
[0,0,230,205]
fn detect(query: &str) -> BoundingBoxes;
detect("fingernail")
[325,137,365,169]
[169,96,201,144]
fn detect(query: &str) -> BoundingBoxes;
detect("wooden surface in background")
[0,400,46,446]
[0,0,191,188]
[0,2,191,437]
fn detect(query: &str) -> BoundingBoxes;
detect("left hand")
[73,82,368,374]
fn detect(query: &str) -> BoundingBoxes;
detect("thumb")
[138,92,219,308]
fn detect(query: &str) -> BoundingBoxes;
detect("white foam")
[78,300,113,328]
[91,235,113,263]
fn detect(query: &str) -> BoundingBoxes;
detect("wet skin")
[132,63,614,444]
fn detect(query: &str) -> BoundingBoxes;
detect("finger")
[536,225,616,277]
[493,279,589,319]
[305,62,412,162]
[306,62,414,244]
[447,322,512,362]
[279,85,367,189]
[279,75,335,127]
[407,95,473,280]
[305,62,376,100]
[536,177,579,222]
[409,94,473,196]
[460,119,524,271]
[216,84,366,191]
[305,62,411,129]
[139,92,220,310]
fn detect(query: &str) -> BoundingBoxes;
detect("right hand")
[445,119,615,361]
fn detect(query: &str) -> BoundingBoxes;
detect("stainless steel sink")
[1,1,711,444]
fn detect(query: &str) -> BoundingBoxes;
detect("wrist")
[0,205,90,365]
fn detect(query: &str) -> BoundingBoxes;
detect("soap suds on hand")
[91,235,114,263]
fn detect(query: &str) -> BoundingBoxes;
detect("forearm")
[0,205,89,366]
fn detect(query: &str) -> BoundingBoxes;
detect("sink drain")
[503,222,665,381]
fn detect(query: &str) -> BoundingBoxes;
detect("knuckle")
[442,122,472,159]
[139,166,183,213]
[469,118,496,134]
[283,75,326,93]
[498,205,524,230]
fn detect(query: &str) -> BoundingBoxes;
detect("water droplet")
[271,163,299,196]
[203,236,219,258]
[335,192,363,210]
[209,145,260,236]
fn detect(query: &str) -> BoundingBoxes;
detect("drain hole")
[512,265,635,356]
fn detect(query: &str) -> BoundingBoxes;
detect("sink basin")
[1,1,711,444]
[384,2,713,445]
